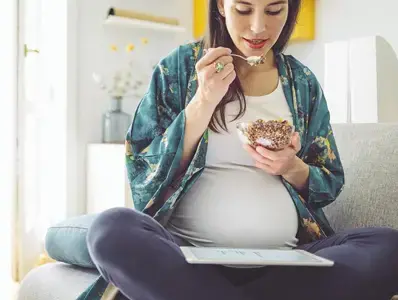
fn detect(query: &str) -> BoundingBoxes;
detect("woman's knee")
[87,207,143,263]
[353,227,398,279]
[366,227,398,249]
[372,227,398,268]
[344,226,398,247]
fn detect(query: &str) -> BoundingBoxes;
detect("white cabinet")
[324,35,398,123]
[86,144,134,214]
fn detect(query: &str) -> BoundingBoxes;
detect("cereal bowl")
[236,119,295,150]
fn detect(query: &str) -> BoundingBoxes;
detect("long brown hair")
[203,0,301,132]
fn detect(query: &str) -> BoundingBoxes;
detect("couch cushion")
[17,262,99,300]
[45,214,97,268]
[324,123,398,232]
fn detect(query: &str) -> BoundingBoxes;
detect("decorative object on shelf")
[93,39,149,143]
[102,97,132,144]
[193,0,316,42]
[93,42,146,100]
[105,7,186,33]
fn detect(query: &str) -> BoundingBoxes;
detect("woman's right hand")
[178,47,236,175]
[194,47,236,109]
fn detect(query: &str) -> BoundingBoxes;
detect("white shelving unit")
[86,143,134,214]
[104,15,187,34]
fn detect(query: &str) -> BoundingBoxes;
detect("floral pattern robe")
[77,41,345,300]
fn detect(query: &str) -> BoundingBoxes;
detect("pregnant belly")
[169,166,299,249]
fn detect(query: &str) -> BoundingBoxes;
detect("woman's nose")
[250,15,266,34]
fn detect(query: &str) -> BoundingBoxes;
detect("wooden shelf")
[104,8,187,33]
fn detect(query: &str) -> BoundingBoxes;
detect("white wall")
[75,0,193,212]
[286,0,398,87]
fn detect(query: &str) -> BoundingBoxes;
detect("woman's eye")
[235,9,252,15]
[266,8,284,16]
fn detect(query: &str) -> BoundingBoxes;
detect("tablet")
[180,246,334,267]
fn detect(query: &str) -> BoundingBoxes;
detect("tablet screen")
[189,247,324,263]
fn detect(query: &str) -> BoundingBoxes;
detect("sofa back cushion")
[324,123,398,232]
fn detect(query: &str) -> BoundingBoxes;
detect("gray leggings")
[87,207,398,300]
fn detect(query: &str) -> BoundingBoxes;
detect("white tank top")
[166,80,299,249]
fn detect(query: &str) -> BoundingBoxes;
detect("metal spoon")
[231,54,266,66]
[203,49,265,67]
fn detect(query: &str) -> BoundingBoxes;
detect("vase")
[102,97,132,144]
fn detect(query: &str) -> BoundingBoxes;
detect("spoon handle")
[230,53,247,61]
[203,50,248,62]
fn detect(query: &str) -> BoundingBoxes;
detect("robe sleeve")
[124,45,196,213]
[302,74,345,209]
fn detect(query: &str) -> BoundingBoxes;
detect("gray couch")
[17,123,398,300]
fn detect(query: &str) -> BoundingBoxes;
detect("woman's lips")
[243,38,268,49]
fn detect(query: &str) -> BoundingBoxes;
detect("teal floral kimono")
[77,41,345,300]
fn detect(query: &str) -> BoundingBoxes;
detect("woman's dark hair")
[203,0,301,132]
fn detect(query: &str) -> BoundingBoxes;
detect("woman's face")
[217,0,289,57]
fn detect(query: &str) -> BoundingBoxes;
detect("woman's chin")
[240,47,269,58]
[234,43,270,58]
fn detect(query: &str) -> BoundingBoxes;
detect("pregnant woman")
[81,1,398,299]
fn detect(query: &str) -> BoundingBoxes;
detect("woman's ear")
[217,0,225,16]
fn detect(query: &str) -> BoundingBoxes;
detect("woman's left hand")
[243,132,302,177]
